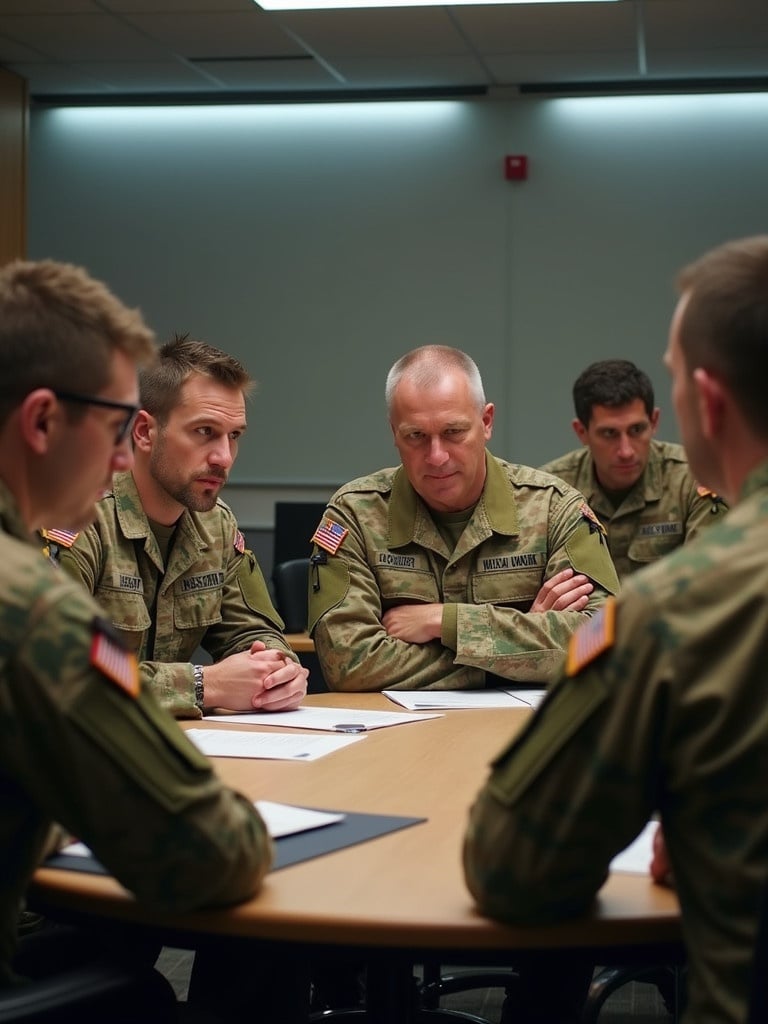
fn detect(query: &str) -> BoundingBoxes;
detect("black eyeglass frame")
[54,390,140,445]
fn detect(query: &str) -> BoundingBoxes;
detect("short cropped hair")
[0,259,155,427]
[572,360,655,426]
[140,334,255,424]
[676,235,768,439]
[385,345,486,413]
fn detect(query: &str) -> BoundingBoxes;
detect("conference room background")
[28,90,768,530]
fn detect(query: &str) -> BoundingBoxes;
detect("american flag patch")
[312,518,348,555]
[90,628,139,698]
[234,529,246,554]
[566,597,616,676]
[42,528,79,548]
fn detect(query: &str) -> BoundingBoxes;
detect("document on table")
[609,821,657,874]
[186,728,364,761]
[255,800,345,838]
[210,707,442,732]
[62,802,345,852]
[383,689,546,711]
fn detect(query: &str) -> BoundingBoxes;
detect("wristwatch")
[193,664,205,712]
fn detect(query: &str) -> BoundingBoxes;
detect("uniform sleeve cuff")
[441,603,458,650]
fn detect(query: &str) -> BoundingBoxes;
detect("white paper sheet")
[609,821,657,874]
[254,800,345,838]
[186,728,364,761]
[62,802,346,855]
[383,689,539,710]
[210,707,442,732]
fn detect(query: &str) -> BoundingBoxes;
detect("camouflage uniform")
[463,459,768,1024]
[309,453,619,691]
[58,471,294,718]
[541,440,727,579]
[0,479,271,985]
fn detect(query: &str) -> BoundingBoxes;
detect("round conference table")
[30,692,682,1022]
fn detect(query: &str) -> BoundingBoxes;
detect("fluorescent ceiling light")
[258,0,619,9]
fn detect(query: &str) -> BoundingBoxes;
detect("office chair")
[581,964,683,1023]
[0,960,178,1023]
[273,557,311,634]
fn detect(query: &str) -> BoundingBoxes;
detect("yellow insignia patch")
[566,597,616,676]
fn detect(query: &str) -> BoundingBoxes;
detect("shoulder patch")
[579,501,607,537]
[234,528,246,554]
[566,598,616,676]
[312,517,349,555]
[90,617,139,698]
[41,527,79,549]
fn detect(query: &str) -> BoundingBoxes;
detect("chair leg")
[581,964,683,1024]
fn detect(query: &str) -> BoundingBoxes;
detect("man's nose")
[426,438,449,465]
[616,433,634,458]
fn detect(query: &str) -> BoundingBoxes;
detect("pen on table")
[333,723,368,733]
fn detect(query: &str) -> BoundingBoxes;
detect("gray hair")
[385,345,486,413]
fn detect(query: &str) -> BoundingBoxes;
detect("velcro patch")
[312,518,348,555]
[90,622,139,698]
[566,597,616,676]
[41,528,79,548]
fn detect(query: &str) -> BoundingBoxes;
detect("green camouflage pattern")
[463,458,768,1024]
[541,440,727,579]
[0,479,271,983]
[309,453,619,691]
[58,471,295,718]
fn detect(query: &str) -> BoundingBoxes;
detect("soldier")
[0,259,270,1013]
[464,235,768,1024]
[309,344,620,692]
[56,335,308,718]
[541,358,727,578]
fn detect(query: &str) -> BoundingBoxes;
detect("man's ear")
[649,407,661,434]
[692,368,725,440]
[19,390,58,455]
[131,409,155,452]
[572,418,589,445]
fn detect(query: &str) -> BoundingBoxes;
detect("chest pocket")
[374,565,441,604]
[173,585,224,630]
[93,587,151,647]
[471,569,542,607]
[627,530,682,568]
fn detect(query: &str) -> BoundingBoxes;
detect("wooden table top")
[31,692,681,955]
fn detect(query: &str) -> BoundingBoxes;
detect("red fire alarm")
[504,154,528,181]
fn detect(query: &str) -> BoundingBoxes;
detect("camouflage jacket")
[541,440,727,579]
[464,459,768,1024]
[0,479,271,983]
[59,471,293,718]
[309,453,619,691]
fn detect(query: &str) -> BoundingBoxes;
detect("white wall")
[29,91,768,525]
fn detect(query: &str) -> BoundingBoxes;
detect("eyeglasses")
[54,390,140,445]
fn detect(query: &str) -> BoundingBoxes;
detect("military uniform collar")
[739,458,768,503]
[387,452,519,548]
[113,471,207,566]
[586,440,664,515]
[0,478,36,544]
